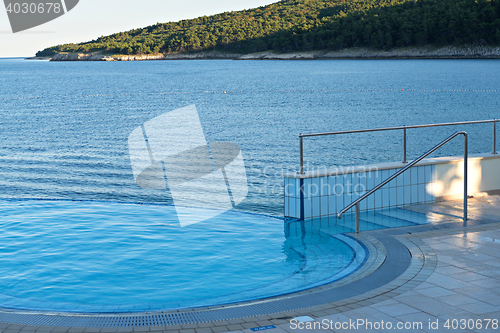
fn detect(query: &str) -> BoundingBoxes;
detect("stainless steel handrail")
[337,131,468,233]
[298,119,496,174]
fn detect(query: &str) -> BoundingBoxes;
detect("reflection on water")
[0,199,365,312]
[0,59,499,217]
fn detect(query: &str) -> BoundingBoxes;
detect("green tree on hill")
[36,0,500,57]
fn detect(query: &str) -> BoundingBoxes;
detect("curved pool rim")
[0,231,392,330]
[0,198,369,316]
[2,202,495,328]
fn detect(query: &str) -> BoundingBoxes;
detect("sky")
[0,0,277,57]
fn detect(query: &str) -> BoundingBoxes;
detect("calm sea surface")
[1,58,499,216]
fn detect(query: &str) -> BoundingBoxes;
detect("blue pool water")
[0,58,499,216]
[0,199,366,312]
[0,58,497,313]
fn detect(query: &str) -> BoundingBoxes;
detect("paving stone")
[180,325,198,330]
[457,301,500,315]
[6,325,27,330]
[415,286,456,298]
[437,293,482,306]
[376,302,421,316]
[133,327,150,332]
[224,325,244,331]
[194,328,213,333]
[396,295,464,316]
[34,329,53,333]
[99,329,117,333]
[50,328,71,333]
[67,329,87,333]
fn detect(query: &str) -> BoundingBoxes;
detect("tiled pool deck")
[2,196,500,333]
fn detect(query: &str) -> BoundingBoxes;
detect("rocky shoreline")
[30,45,500,61]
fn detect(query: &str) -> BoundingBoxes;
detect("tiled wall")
[284,164,435,219]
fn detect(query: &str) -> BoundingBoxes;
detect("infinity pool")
[0,200,367,313]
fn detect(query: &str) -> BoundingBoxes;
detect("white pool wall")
[284,153,500,219]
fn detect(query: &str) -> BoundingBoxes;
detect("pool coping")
[0,232,385,328]
[0,213,498,330]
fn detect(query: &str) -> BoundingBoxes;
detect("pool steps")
[306,205,458,234]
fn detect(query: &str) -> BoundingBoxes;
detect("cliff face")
[50,53,166,61]
[48,46,500,61]
[312,45,500,59]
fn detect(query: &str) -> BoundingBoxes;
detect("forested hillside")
[36,0,500,57]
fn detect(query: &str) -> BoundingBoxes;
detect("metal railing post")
[464,133,468,222]
[355,203,360,234]
[299,135,304,174]
[403,127,407,163]
[494,120,497,155]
